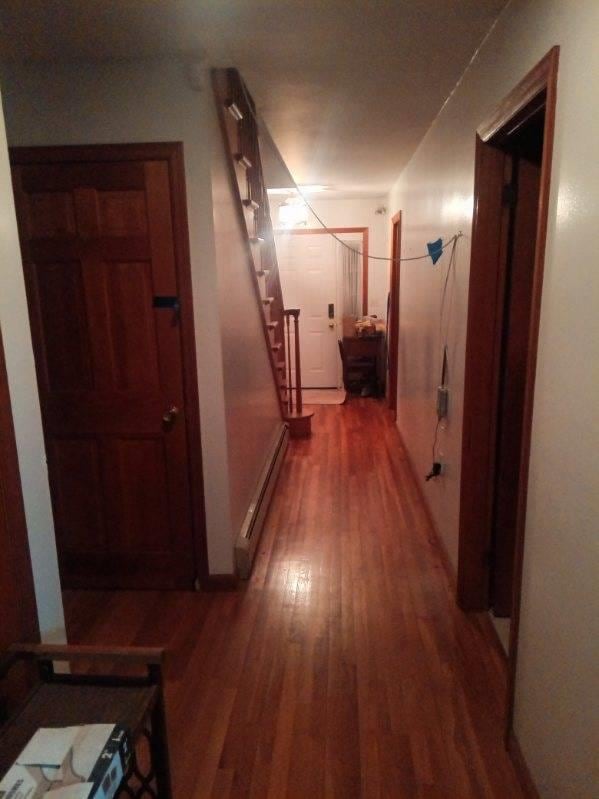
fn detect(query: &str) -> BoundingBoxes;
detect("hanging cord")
[438,235,459,348]
[238,78,462,263]
[429,235,460,471]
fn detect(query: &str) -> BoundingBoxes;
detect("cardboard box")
[0,725,131,799]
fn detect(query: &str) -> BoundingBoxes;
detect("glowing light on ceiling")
[278,198,309,229]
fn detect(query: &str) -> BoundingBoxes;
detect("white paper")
[70,725,115,781]
[0,764,39,798]
[18,728,80,769]
[1,724,118,799]
[44,785,93,798]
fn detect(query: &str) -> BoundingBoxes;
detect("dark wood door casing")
[456,47,559,743]
[457,48,559,614]
[491,155,541,616]
[387,212,401,418]
[10,143,207,590]
[0,328,40,721]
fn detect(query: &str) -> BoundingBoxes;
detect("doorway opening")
[10,143,208,591]
[456,47,559,739]
[275,226,369,390]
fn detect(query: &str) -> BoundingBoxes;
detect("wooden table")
[342,332,386,395]
[0,644,172,799]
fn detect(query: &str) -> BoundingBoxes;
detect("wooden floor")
[64,401,528,798]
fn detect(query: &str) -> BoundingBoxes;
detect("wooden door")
[277,233,340,388]
[11,145,199,590]
[491,156,541,616]
[0,328,39,720]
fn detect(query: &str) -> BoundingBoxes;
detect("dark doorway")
[456,47,559,738]
[490,107,544,617]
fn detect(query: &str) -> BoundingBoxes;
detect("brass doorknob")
[162,404,179,425]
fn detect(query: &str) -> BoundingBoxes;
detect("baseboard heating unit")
[235,423,289,578]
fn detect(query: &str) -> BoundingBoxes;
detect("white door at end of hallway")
[277,233,340,388]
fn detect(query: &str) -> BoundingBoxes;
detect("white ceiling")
[0,1,508,196]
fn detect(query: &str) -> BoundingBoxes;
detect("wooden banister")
[283,309,304,416]
[213,67,311,437]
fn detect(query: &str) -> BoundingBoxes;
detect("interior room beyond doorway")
[275,226,385,397]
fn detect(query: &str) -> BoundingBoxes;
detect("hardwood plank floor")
[63,400,528,798]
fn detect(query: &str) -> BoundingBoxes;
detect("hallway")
[64,401,528,798]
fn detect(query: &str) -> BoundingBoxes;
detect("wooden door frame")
[0,326,40,715]
[455,48,559,741]
[9,142,209,586]
[0,326,39,638]
[276,227,369,314]
[387,212,402,419]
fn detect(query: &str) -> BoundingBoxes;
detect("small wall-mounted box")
[436,385,449,419]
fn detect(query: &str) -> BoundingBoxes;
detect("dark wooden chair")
[0,643,172,798]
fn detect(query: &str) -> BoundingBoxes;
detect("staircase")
[212,68,313,438]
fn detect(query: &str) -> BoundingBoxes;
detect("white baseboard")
[235,423,289,578]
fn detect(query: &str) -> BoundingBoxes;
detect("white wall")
[0,58,236,574]
[387,1,599,796]
[0,89,65,642]
[211,120,284,541]
[270,196,389,318]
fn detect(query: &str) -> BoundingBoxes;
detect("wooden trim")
[167,145,210,585]
[9,142,184,165]
[202,574,239,591]
[507,731,541,798]
[387,212,402,419]
[456,47,559,759]
[0,328,39,645]
[277,226,370,314]
[10,643,165,667]
[361,228,369,315]
[478,47,559,142]
[506,45,559,740]
[9,142,210,587]
[457,138,510,609]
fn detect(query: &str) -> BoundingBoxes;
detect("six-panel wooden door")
[11,146,197,589]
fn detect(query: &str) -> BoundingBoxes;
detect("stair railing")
[283,309,303,416]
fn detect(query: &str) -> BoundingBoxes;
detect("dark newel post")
[285,312,293,413]
[293,310,302,415]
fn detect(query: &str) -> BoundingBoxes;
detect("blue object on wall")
[427,238,443,265]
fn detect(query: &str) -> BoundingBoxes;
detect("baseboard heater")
[235,423,289,578]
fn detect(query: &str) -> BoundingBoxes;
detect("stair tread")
[267,321,279,330]
[262,296,275,304]
[284,410,315,420]
[234,153,252,169]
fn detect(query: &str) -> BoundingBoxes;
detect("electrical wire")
[238,78,463,263]
[431,232,460,463]
[432,417,442,462]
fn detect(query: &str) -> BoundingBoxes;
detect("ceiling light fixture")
[278,198,309,229]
